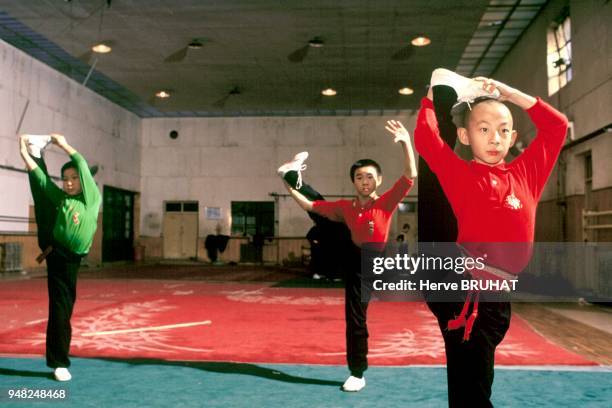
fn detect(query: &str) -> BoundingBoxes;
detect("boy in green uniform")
[19,133,101,381]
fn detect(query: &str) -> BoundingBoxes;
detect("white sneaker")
[430,68,500,106]
[277,151,309,189]
[312,273,323,280]
[342,375,365,392]
[53,367,72,381]
[25,134,52,158]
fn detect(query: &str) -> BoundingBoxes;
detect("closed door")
[102,186,135,262]
[162,212,182,259]
[163,202,198,259]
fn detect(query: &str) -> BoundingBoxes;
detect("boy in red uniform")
[279,126,417,392]
[389,69,568,406]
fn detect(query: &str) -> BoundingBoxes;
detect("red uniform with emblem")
[311,176,413,248]
[414,96,568,275]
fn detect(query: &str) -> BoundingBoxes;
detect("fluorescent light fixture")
[309,37,324,48]
[188,40,204,49]
[92,43,112,53]
[411,36,431,47]
[321,88,337,96]
[155,90,171,98]
[398,87,414,95]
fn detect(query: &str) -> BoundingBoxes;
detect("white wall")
[0,39,142,231]
[563,135,612,196]
[140,113,418,238]
[0,37,419,241]
[492,0,612,202]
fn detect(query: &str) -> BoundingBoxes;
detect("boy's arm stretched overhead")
[379,120,417,210]
[479,78,568,199]
[19,134,64,205]
[413,96,470,206]
[19,134,38,172]
[475,77,537,110]
[413,98,468,173]
[385,120,418,180]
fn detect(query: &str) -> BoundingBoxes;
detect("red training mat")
[0,279,595,366]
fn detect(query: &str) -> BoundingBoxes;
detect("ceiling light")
[92,43,112,53]
[309,37,324,48]
[321,88,337,96]
[411,36,431,47]
[188,40,204,49]
[155,90,171,98]
[398,87,414,95]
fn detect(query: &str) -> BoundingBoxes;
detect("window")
[165,201,198,212]
[165,202,182,212]
[584,152,593,211]
[231,201,274,237]
[183,202,199,212]
[547,8,572,95]
[584,152,592,183]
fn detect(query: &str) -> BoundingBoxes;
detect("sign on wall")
[206,207,222,220]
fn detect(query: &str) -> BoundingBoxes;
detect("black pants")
[424,268,511,408]
[45,246,81,368]
[344,243,372,377]
[439,301,510,408]
[284,171,367,376]
[421,86,512,407]
[27,154,81,369]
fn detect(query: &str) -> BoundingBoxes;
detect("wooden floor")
[514,303,612,365]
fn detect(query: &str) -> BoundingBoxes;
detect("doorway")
[162,201,199,259]
[102,186,135,262]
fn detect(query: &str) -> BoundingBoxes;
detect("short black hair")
[451,97,508,128]
[350,159,382,181]
[61,161,78,177]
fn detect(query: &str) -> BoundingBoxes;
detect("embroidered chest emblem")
[72,211,80,225]
[368,220,375,235]
[504,194,522,210]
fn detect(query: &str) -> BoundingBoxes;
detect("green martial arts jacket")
[31,152,101,255]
